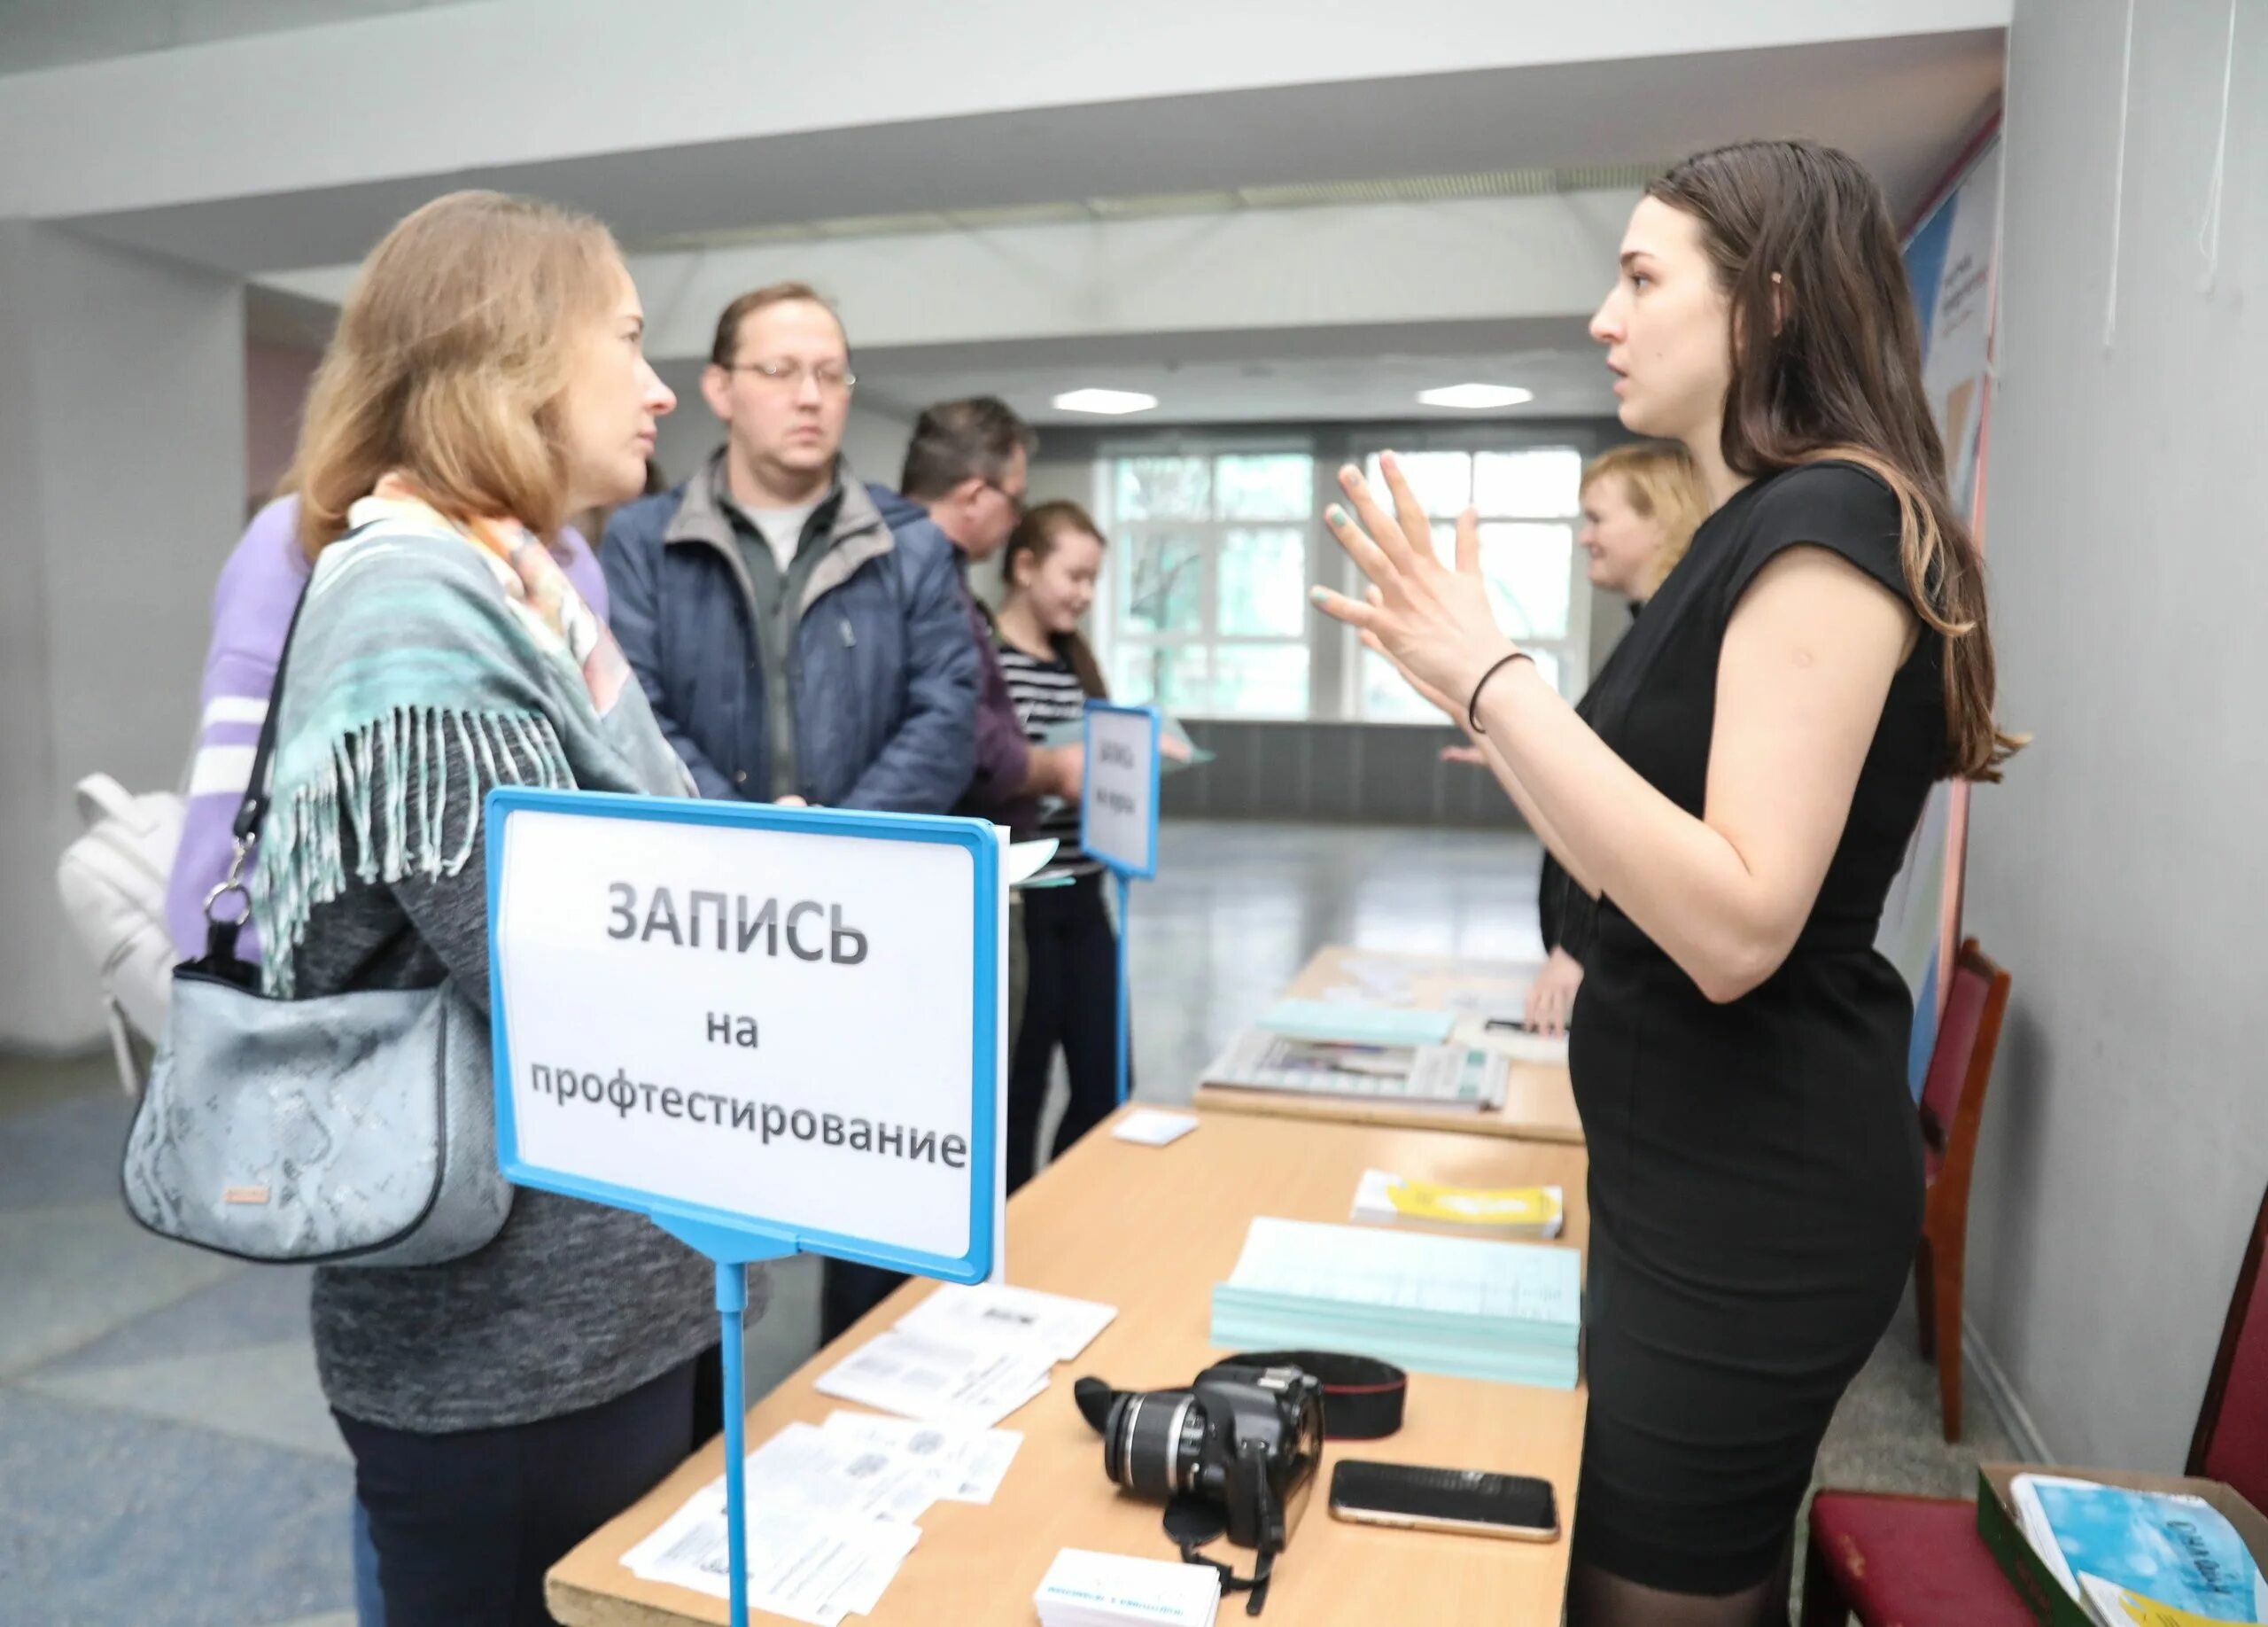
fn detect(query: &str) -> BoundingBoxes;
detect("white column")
[0,221,243,1051]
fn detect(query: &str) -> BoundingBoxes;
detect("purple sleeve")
[553,523,610,625]
[957,587,1037,823]
[165,498,311,962]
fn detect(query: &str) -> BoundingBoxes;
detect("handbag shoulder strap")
[230,587,310,847]
[204,520,375,961]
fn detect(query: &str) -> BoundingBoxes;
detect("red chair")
[1914,938,2012,1443]
[1801,1179,2268,1626]
[2187,1169,2268,1508]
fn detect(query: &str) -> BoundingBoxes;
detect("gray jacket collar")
[666,448,896,614]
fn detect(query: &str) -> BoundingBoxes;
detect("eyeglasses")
[983,479,1027,517]
[723,359,857,394]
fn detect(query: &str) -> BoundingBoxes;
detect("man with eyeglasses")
[602,281,976,816]
[898,397,1085,822]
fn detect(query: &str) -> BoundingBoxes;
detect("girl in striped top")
[993,502,1120,1192]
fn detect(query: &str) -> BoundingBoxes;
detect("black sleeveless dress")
[1566,462,1937,1592]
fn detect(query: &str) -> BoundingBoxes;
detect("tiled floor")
[0,820,2007,1625]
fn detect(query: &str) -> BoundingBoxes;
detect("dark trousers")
[1006,871,1122,1195]
[690,1338,724,1448]
[336,1358,698,1627]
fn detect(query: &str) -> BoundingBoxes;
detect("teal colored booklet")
[2012,1473,2268,1623]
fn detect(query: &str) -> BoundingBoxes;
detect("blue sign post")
[484,790,1004,1627]
[1077,703,1162,1108]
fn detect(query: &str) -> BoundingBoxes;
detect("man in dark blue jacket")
[602,282,975,813]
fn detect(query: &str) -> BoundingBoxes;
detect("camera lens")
[1105,1390,1203,1499]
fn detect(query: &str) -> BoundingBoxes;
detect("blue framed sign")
[1079,702,1161,882]
[485,789,1006,1627]
[484,788,1004,1282]
[1077,702,1163,1108]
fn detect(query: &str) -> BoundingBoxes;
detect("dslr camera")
[1075,1361,1325,1610]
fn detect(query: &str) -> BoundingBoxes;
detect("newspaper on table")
[1200,1027,1508,1109]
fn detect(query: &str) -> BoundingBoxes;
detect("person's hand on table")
[1309,452,1527,723]
[774,795,809,808]
[1524,946,1584,1036]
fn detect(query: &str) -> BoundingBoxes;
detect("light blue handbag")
[120,582,512,1266]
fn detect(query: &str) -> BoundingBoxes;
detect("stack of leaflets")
[2011,1473,2268,1625]
[1351,1169,1565,1240]
[1257,1000,1455,1046]
[1209,1217,1581,1390]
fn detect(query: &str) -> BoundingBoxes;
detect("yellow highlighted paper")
[2087,1576,2252,1627]
[1387,1179,1561,1228]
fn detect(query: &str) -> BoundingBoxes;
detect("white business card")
[1112,1109,1199,1147]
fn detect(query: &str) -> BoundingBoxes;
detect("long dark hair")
[1001,500,1108,698]
[1650,140,2019,781]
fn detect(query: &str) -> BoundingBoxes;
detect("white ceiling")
[868,351,1619,429]
[208,14,2002,429]
[807,320,1621,427]
[72,31,2002,274]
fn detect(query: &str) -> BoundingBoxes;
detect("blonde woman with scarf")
[254,191,711,1626]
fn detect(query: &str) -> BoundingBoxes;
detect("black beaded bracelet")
[1466,650,1533,734]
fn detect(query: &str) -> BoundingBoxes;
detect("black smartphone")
[1328,1460,1560,1542]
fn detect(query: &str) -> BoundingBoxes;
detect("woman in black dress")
[1522,442,1708,1036]
[1313,140,2019,1625]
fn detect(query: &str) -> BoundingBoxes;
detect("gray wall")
[0,222,245,1050]
[1162,720,1513,827]
[1961,0,2266,1466]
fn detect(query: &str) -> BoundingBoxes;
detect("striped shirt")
[995,641,1096,876]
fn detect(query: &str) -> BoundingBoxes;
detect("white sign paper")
[894,1281,1117,1363]
[1081,705,1159,878]
[820,1411,1023,1505]
[489,802,1006,1273]
[621,1485,920,1623]
[813,1327,1054,1428]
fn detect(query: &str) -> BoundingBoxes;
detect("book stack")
[1209,1217,1582,1390]
[2011,1474,2268,1625]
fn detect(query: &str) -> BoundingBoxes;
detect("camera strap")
[1165,1495,1276,1616]
[1227,1351,1407,1440]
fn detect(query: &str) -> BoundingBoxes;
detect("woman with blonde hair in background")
[256,190,713,1625]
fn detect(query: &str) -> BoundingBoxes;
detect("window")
[1092,432,1592,723]
[1354,447,1588,720]
[1103,450,1316,719]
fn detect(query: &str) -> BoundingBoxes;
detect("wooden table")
[548,1108,1590,1626]
[1192,946,1587,1146]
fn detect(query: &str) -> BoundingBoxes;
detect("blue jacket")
[602,454,977,810]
